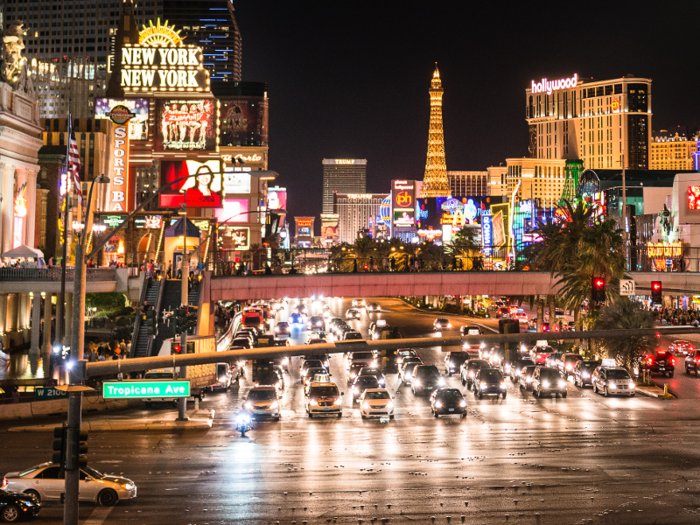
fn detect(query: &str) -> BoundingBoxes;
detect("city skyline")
[234,2,700,220]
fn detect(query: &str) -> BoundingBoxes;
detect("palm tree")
[595,297,656,370]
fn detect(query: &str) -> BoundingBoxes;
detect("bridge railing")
[0,268,117,281]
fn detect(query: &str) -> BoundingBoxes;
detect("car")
[430,388,467,418]
[3,463,136,506]
[518,365,537,390]
[142,371,180,407]
[358,367,386,387]
[365,303,381,313]
[530,345,555,365]
[670,340,694,355]
[515,309,528,323]
[327,317,343,330]
[399,359,423,384]
[289,312,305,325]
[573,360,601,387]
[591,367,635,397]
[546,351,566,368]
[462,340,486,358]
[411,365,444,395]
[639,349,675,377]
[301,358,327,374]
[487,346,505,368]
[347,362,366,384]
[508,357,532,382]
[532,367,567,398]
[345,309,361,320]
[351,375,380,402]
[0,488,40,522]
[351,298,365,308]
[559,353,584,376]
[342,330,364,341]
[333,322,349,337]
[433,318,452,331]
[685,349,700,375]
[396,348,417,367]
[211,363,233,391]
[236,328,257,343]
[472,368,507,399]
[302,367,328,387]
[359,388,394,419]
[368,320,389,339]
[245,385,281,420]
[307,316,325,330]
[495,309,511,319]
[306,382,344,418]
[554,308,565,318]
[460,359,490,389]
[444,351,470,376]
[274,321,291,336]
[348,351,376,369]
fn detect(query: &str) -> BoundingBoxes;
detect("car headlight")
[353,387,359,394]
[469,371,475,377]
[413,379,421,387]
[362,401,370,410]
[386,401,393,410]
[334,398,342,405]
[566,364,573,371]
[609,383,617,389]
[449,360,455,367]
[310,398,318,406]
[500,381,506,389]
[629,381,635,389]
[558,380,566,388]
[480,343,486,349]
[435,401,443,408]
[438,378,445,386]
[582,372,590,378]
[526,377,532,383]
[542,380,550,388]
[270,401,279,409]
[245,401,253,410]
[282,357,289,365]
[447,323,452,328]
[459,400,467,408]
[480,382,487,388]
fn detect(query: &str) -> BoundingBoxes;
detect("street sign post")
[619,279,636,296]
[102,380,190,399]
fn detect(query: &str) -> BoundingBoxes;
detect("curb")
[635,386,675,399]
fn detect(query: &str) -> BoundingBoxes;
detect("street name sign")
[619,279,636,296]
[35,387,68,399]
[103,380,190,399]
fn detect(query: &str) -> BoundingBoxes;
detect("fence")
[0,268,117,281]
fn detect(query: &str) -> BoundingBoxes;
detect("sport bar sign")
[105,123,131,212]
[103,380,190,399]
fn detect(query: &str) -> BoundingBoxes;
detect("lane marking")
[82,505,114,525]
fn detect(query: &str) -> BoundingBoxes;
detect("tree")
[86,292,126,313]
[595,297,656,370]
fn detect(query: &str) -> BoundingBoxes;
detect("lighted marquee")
[139,19,184,47]
[156,99,217,151]
[688,186,700,209]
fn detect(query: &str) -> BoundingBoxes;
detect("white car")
[359,388,394,419]
[245,386,281,420]
[3,463,136,506]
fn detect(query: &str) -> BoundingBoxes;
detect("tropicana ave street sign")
[103,380,190,399]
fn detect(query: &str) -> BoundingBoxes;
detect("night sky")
[234,2,700,222]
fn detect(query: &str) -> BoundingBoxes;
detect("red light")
[174,345,182,354]
[652,283,662,291]
[647,358,653,365]
[671,358,675,365]
[594,279,605,287]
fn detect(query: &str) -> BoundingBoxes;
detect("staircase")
[148,279,200,357]
[133,280,160,358]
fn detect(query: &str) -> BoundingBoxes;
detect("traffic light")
[592,277,606,302]
[173,344,183,354]
[651,281,662,304]
[77,430,88,469]
[52,425,66,468]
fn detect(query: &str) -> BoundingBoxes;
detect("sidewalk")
[635,385,674,399]
[7,408,215,432]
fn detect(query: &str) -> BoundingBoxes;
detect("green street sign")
[102,380,190,399]
[35,387,68,399]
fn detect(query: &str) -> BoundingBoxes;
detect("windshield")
[437,389,462,400]
[480,370,502,380]
[582,362,600,369]
[354,352,374,360]
[540,369,561,379]
[243,316,261,326]
[450,353,469,362]
[536,347,552,353]
[564,355,582,363]
[607,369,631,379]
[304,360,324,368]
[309,386,339,397]
[145,372,173,379]
[217,364,228,375]
[366,391,390,400]
[523,366,536,375]
[399,350,415,357]
[469,360,489,370]
[18,466,41,477]
[82,466,104,479]
[356,377,379,387]
[248,389,277,400]
[415,366,440,379]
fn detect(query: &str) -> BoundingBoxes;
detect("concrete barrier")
[0,396,142,420]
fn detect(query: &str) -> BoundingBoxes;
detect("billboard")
[689,186,700,210]
[159,159,223,208]
[482,213,493,254]
[219,226,249,250]
[223,169,251,195]
[267,186,287,211]
[295,217,314,238]
[95,98,149,140]
[320,214,339,244]
[393,209,415,226]
[220,96,269,147]
[215,199,249,223]
[156,99,217,151]
[134,215,163,229]
[392,179,416,226]
[105,122,131,212]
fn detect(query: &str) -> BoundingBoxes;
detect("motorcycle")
[235,410,253,437]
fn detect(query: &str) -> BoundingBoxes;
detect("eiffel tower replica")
[420,64,451,198]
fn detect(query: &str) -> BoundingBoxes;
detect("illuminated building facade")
[650,131,698,171]
[322,159,367,214]
[526,74,652,170]
[334,193,388,244]
[447,171,488,196]
[5,0,242,118]
[420,64,450,198]
[487,158,566,204]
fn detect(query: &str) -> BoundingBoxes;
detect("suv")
[473,368,507,399]
[433,318,452,331]
[245,386,281,420]
[399,358,423,384]
[411,365,443,395]
[559,353,584,376]
[430,388,467,418]
[531,345,555,365]
[306,382,344,418]
[592,367,635,397]
[351,375,380,402]
[670,340,694,355]
[685,349,700,375]
[508,357,532,383]
[460,359,490,389]
[639,349,675,377]
[444,351,470,376]
[573,360,601,387]
[532,367,567,398]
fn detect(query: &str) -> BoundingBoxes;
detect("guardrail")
[0,268,117,281]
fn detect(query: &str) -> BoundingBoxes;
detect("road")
[4,297,700,525]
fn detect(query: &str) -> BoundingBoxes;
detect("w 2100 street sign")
[103,380,190,399]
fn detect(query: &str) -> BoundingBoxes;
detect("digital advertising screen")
[159,159,223,208]
[96,98,149,140]
[298,227,311,236]
[215,199,249,223]
[688,186,700,210]
[223,169,251,195]
[219,96,269,147]
[219,226,250,250]
[267,186,287,211]
[134,215,163,229]
[156,99,217,151]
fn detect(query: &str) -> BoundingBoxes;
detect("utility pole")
[178,192,189,421]
[621,153,628,268]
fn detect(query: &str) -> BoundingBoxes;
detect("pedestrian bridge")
[201,271,700,302]
[0,267,139,296]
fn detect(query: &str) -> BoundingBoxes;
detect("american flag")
[68,118,83,206]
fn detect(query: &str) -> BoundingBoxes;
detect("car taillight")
[647,358,653,365]
[1,477,7,490]
[670,358,675,365]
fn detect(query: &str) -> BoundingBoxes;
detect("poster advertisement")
[96,98,149,140]
[267,186,287,211]
[219,96,269,146]
[156,99,216,151]
[159,159,222,208]
[491,211,505,248]
[320,214,339,244]
[219,226,250,250]
[134,215,163,229]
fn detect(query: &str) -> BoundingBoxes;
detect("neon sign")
[334,159,355,165]
[530,74,578,95]
[647,242,682,258]
[106,124,130,212]
[138,19,184,47]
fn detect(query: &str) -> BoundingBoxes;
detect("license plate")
[659,367,665,371]
[449,408,454,412]
[323,408,329,411]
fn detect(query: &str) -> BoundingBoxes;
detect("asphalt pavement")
[4,296,700,524]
